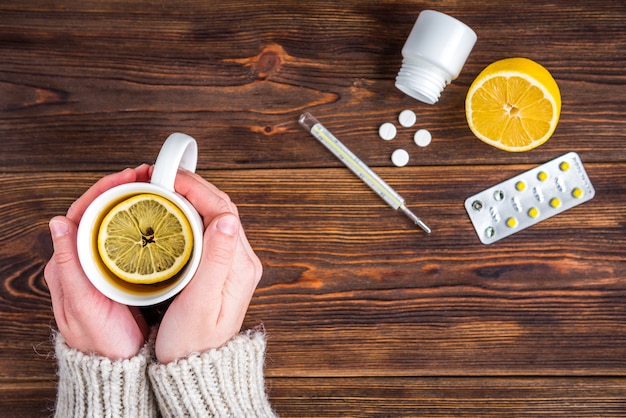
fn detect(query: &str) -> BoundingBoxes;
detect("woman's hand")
[44,165,151,359]
[153,169,263,363]
[45,165,263,363]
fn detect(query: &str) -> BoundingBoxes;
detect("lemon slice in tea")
[97,193,193,284]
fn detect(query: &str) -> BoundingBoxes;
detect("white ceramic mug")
[77,133,204,306]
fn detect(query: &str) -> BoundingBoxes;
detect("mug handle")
[151,133,198,192]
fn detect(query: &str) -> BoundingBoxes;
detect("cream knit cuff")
[148,330,276,418]
[53,333,156,418]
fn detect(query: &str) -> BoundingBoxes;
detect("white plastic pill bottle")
[395,10,477,105]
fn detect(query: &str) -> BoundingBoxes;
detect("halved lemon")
[465,57,561,152]
[97,193,193,284]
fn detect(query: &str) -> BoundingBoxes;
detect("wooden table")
[1,1,625,416]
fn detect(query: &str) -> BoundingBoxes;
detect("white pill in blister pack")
[464,152,595,244]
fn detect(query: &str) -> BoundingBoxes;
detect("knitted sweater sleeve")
[148,330,277,417]
[53,333,157,418]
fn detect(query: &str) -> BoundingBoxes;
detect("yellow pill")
[528,207,540,218]
[537,171,549,182]
[506,217,518,228]
[559,161,571,172]
[550,197,562,208]
[572,188,584,199]
[515,181,526,191]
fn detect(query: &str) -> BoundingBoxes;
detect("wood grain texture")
[1,0,625,416]
[1,1,625,171]
[3,378,626,418]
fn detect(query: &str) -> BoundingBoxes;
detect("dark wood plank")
[266,377,626,417]
[1,0,625,171]
[1,165,624,380]
[0,382,57,418]
[2,378,625,417]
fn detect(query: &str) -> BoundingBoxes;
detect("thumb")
[205,212,240,269]
[45,216,92,298]
[49,216,79,267]
[185,213,240,298]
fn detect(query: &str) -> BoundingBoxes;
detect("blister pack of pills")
[465,152,595,244]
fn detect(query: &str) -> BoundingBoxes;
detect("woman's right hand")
[44,165,151,359]
[153,169,263,363]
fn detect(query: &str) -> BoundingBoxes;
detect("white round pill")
[378,122,397,140]
[413,129,432,147]
[398,109,417,128]
[391,148,410,167]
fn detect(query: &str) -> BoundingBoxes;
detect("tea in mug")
[91,192,194,296]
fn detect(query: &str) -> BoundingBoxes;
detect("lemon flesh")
[98,193,193,284]
[465,57,561,152]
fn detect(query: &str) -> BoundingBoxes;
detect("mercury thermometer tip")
[400,204,432,233]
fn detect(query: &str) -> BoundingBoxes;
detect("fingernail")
[216,214,239,236]
[49,219,69,238]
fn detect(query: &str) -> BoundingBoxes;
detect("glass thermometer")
[299,112,431,233]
